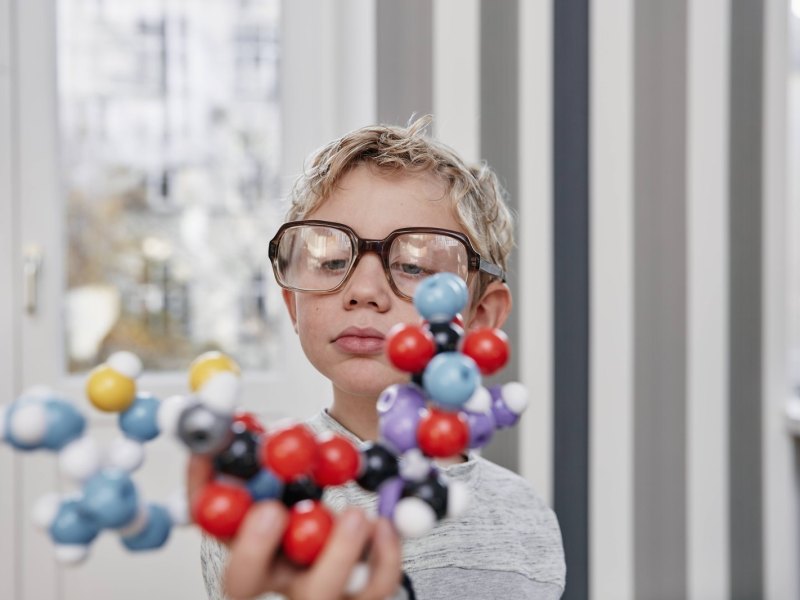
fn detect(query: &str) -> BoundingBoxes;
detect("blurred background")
[0,0,798,599]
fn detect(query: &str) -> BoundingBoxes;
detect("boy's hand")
[188,455,403,600]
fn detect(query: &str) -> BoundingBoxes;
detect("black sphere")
[280,477,324,507]
[213,423,262,480]
[403,473,448,520]
[427,321,464,353]
[356,442,399,492]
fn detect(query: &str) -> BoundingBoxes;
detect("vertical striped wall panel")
[374,3,798,598]
[762,1,799,598]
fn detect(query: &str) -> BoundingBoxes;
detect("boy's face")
[282,164,468,400]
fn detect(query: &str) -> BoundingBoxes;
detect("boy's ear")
[281,289,299,333]
[465,281,512,331]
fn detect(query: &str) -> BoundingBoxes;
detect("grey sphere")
[177,404,233,456]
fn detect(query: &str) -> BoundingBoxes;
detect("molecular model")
[362,272,528,538]
[0,272,527,575]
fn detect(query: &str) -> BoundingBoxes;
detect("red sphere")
[282,500,334,566]
[312,433,361,487]
[233,411,266,435]
[417,408,469,458]
[461,328,510,375]
[386,323,436,373]
[192,482,253,539]
[263,424,319,482]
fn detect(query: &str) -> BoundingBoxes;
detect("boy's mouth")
[333,327,385,354]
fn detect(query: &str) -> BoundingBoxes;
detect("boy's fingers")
[223,502,288,600]
[299,508,372,600]
[186,454,214,508]
[353,518,402,600]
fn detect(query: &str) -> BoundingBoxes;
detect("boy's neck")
[328,391,380,442]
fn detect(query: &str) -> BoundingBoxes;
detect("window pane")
[58,0,283,373]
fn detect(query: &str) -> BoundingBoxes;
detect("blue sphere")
[246,469,284,501]
[49,499,100,545]
[413,273,468,323]
[42,399,86,451]
[80,470,139,529]
[119,393,161,442]
[422,352,481,409]
[121,504,172,551]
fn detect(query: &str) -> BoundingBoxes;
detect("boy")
[191,118,566,599]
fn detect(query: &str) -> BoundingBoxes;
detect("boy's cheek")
[280,289,299,333]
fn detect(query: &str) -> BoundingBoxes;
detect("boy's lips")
[332,327,385,355]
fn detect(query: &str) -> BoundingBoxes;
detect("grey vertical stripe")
[552,0,589,598]
[728,1,763,597]
[633,2,688,599]
[376,0,433,125]
[479,0,520,475]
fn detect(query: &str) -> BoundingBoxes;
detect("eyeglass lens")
[275,224,470,296]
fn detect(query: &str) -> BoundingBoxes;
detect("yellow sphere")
[189,352,240,392]
[86,365,136,413]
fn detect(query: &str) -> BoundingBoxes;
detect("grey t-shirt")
[201,411,566,599]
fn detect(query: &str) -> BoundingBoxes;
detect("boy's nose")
[342,254,391,311]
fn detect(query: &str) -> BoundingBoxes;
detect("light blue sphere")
[42,399,86,451]
[119,393,161,442]
[422,352,481,409]
[49,499,100,545]
[121,504,172,551]
[413,273,468,324]
[80,470,139,529]
[246,469,284,501]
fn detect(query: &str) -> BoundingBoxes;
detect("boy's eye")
[391,261,434,277]
[321,258,349,271]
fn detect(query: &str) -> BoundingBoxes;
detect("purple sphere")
[466,409,496,448]
[377,477,405,518]
[377,383,426,415]
[380,406,424,454]
[490,385,520,428]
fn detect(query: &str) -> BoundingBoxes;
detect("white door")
[1,0,340,598]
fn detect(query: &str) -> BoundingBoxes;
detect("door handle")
[22,244,43,315]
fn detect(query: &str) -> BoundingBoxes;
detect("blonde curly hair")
[285,116,515,301]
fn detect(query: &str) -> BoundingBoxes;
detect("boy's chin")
[332,364,408,399]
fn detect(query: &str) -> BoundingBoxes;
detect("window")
[58,0,283,372]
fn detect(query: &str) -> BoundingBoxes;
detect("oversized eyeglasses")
[268,220,505,300]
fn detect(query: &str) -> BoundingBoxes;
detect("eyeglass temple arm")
[479,258,506,283]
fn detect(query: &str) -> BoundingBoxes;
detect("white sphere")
[116,503,150,536]
[464,386,492,414]
[106,437,145,473]
[54,544,90,566]
[58,436,101,483]
[501,382,529,415]
[446,480,470,518]
[399,449,430,482]
[198,371,240,416]
[107,351,143,380]
[393,497,436,539]
[157,395,197,439]
[165,488,190,526]
[10,403,48,445]
[32,493,62,530]
[345,562,371,595]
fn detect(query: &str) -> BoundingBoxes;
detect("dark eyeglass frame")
[268,219,506,300]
